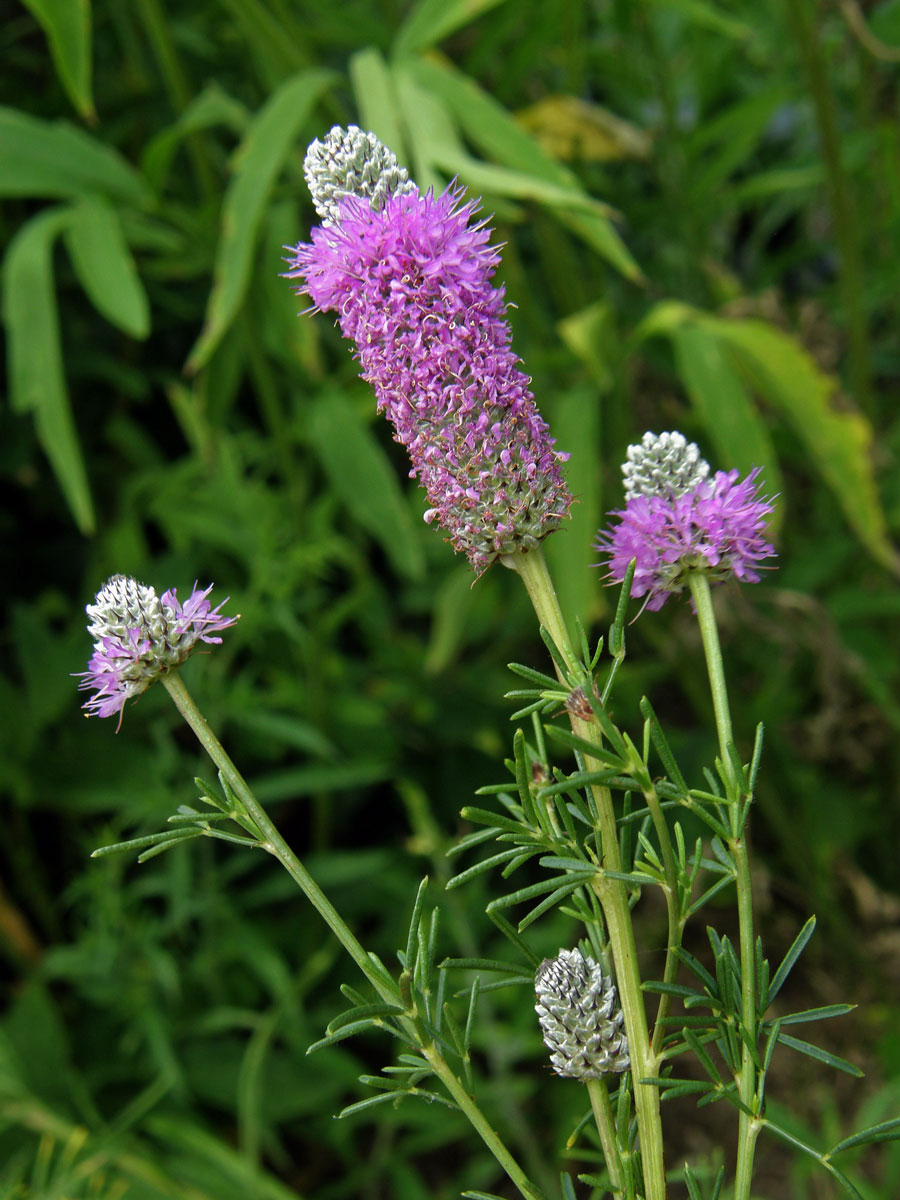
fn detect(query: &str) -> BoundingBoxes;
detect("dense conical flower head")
[304,125,417,226]
[535,948,630,1080]
[287,130,572,573]
[623,429,710,500]
[77,575,237,723]
[596,431,776,611]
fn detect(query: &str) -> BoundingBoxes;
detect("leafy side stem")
[642,783,683,1056]
[161,674,541,1199]
[161,673,397,1001]
[688,576,761,1199]
[509,549,667,1200]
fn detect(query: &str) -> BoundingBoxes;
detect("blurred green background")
[2,0,900,1196]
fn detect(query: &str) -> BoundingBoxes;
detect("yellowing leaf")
[517,95,652,163]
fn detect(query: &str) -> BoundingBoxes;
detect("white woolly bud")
[303,125,417,225]
[622,430,710,501]
[535,948,630,1080]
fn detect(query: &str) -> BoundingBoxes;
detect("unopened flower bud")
[303,124,417,225]
[622,430,710,501]
[535,948,630,1080]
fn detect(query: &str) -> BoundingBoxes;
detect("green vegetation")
[2,1,900,1196]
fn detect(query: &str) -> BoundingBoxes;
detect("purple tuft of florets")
[286,185,572,572]
[596,467,776,610]
[77,575,238,725]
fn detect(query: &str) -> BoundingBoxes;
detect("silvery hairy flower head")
[622,429,710,501]
[303,125,417,226]
[595,431,776,611]
[286,127,572,574]
[534,947,630,1080]
[77,575,237,725]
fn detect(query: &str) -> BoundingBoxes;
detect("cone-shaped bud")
[622,430,710,501]
[303,124,417,225]
[534,948,630,1080]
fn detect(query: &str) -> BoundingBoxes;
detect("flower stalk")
[688,574,762,1199]
[161,672,543,1200]
[510,548,667,1200]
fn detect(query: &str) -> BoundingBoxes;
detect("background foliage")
[2,0,900,1196]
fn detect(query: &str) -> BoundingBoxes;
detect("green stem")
[688,576,760,1200]
[503,547,578,676]
[509,549,667,1200]
[786,0,871,415]
[587,1077,626,1197]
[161,674,395,1001]
[161,673,541,1199]
[642,784,683,1058]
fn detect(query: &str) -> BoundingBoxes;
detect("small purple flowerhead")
[286,126,572,574]
[77,575,238,727]
[595,431,776,610]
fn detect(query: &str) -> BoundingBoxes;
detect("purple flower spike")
[286,127,571,573]
[596,432,776,610]
[77,575,238,726]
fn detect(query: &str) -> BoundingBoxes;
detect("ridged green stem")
[688,577,761,1199]
[587,1077,626,1197]
[161,673,541,1200]
[510,548,667,1200]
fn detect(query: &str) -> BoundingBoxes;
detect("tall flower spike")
[595,431,776,611]
[287,128,572,574]
[303,125,417,226]
[77,575,237,725]
[535,948,630,1080]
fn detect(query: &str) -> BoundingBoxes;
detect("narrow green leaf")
[349,47,408,165]
[64,194,150,338]
[769,916,816,1003]
[186,68,333,372]
[445,848,525,890]
[707,316,898,574]
[393,0,506,55]
[405,56,642,281]
[141,83,250,193]
[439,958,525,975]
[22,0,94,120]
[459,806,528,835]
[486,910,541,966]
[307,1019,413,1054]
[518,879,588,931]
[486,870,596,912]
[326,1003,406,1034]
[762,1119,866,1200]
[767,1003,854,1026]
[0,107,148,203]
[670,322,781,505]
[90,829,192,858]
[307,391,425,581]
[776,1032,864,1077]
[2,207,94,532]
[338,1091,406,1118]
[830,1116,900,1154]
[646,0,754,39]
[136,831,205,862]
[405,876,430,974]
